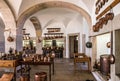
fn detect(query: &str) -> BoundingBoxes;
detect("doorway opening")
[115,29,120,77]
[69,35,78,58]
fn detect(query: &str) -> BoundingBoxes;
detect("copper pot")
[93,24,99,32]
[96,22,100,31]
[99,2,103,8]
[95,5,100,14]
[20,75,29,81]
[96,0,100,6]
[7,36,14,42]
[103,17,108,25]
[106,12,114,20]
[100,54,110,75]
[93,25,97,32]
[101,0,105,5]
[34,72,47,81]
[108,12,114,20]
[109,54,115,64]
[105,0,108,2]
[98,21,103,29]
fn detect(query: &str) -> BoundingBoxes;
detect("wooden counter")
[0,60,20,81]
[0,60,18,67]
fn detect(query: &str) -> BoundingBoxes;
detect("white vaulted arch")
[0,0,16,53]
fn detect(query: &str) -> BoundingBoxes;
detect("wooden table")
[74,54,91,72]
[19,60,54,81]
[0,60,19,81]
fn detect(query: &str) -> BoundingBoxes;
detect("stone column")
[16,27,23,51]
[36,39,43,54]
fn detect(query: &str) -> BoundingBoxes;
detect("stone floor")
[17,58,96,81]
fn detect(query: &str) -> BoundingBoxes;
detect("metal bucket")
[34,72,47,81]
[20,75,29,81]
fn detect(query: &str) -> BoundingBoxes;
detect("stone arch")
[30,16,42,37]
[16,1,91,51]
[0,0,16,53]
[17,1,91,28]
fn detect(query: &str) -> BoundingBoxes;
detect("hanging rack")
[96,0,120,20]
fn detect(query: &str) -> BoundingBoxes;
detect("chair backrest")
[74,53,85,58]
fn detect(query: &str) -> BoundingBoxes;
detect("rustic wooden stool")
[34,72,47,81]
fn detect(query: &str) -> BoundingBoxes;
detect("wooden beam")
[96,0,120,20]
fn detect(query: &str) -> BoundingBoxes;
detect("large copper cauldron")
[100,54,110,75]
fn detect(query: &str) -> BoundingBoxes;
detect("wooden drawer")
[0,60,16,67]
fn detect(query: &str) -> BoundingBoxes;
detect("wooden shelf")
[44,33,63,35]
[96,0,120,20]
[47,28,60,32]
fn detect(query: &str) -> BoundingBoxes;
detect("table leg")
[14,67,16,81]
[74,61,76,70]
[52,61,54,75]
[49,65,51,81]
[88,61,91,72]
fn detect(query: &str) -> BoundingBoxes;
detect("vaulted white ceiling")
[6,0,95,18]
[4,0,96,30]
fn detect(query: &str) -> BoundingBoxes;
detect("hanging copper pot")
[106,42,110,48]
[7,36,14,42]
[96,0,100,6]
[101,0,105,5]
[95,8,99,14]
[93,25,97,32]
[109,12,114,20]
[99,18,104,28]
[7,31,14,42]
[95,5,100,14]
[99,2,103,8]
[93,23,100,32]
[103,17,108,25]
[96,22,100,31]
[106,12,114,20]
[105,0,108,2]
[109,54,115,64]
